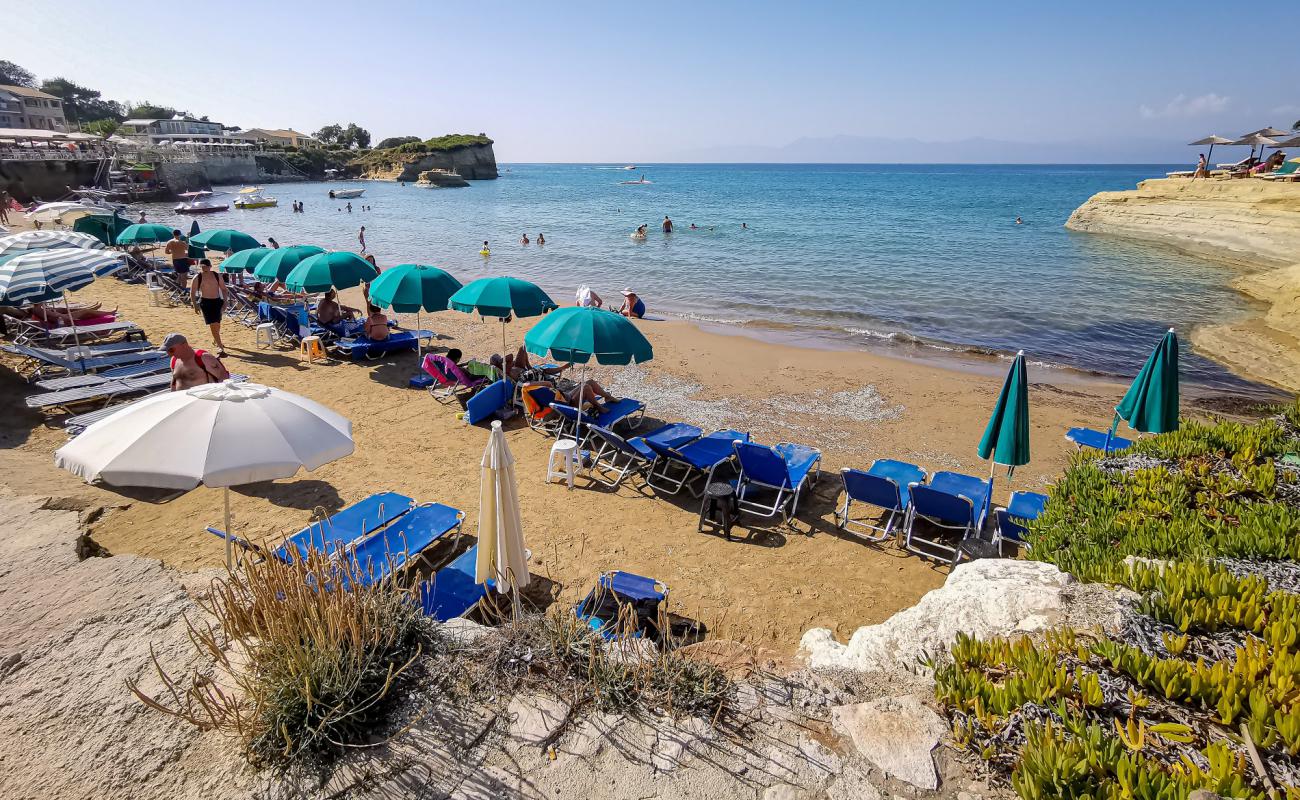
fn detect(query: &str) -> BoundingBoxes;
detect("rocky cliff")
[1066,178,1300,391]
[356,141,497,182]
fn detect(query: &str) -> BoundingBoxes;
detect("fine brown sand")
[0,242,1263,647]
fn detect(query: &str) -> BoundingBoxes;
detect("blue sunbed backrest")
[999,491,1049,542]
[910,484,975,527]
[589,423,636,456]
[465,379,515,425]
[842,468,902,511]
[603,570,667,602]
[419,545,488,621]
[734,441,792,488]
[349,503,462,585]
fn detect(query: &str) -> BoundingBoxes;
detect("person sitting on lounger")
[363,304,390,340]
[29,302,112,326]
[164,332,228,391]
[492,345,571,381]
[316,288,359,325]
[617,289,645,319]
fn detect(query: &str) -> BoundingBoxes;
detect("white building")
[119,116,244,145]
[0,85,68,131]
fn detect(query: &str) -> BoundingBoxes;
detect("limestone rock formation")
[831,695,947,790]
[415,168,470,188]
[360,142,498,182]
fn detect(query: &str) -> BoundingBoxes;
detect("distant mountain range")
[670,134,1216,164]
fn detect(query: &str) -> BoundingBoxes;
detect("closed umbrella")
[450,276,557,354]
[367,263,463,361]
[217,246,273,274]
[976,350,1031,520]
[283,251,377,293]
[54,380,354,566]
[475,420,529,604]
[524,306,654,444]
[0,229,105,257]
[1107,328,1179,449]
[251,245,325,283]
[116,223,176,246]
[189,228,261,253]
[187,221,204,260]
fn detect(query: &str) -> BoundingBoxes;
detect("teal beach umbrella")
[283,251,377,293]
[1110,328,1179,445]
[977,350,1031,518]
[251,245,325,283]
[450,276,557,353]
[189,228,261,253]
[524,306,653,365]
[217,247,273,273]
[368,264,463,362]
[115,223,176,246]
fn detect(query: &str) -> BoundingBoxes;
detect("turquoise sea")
[143,164,1263,391]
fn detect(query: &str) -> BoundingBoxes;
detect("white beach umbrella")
[55,380,355,566]
[0,229,106,258]
[0,247,123,301]
[25,202,105,224]
[475,420,529,599]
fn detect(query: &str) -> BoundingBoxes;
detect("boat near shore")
[329,188,365,199]
[173,191,229,214]
[232,187,277,209]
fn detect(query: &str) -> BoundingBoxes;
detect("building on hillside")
[0,85,68,131]
[119,116,244,145]
[231,127,322,148]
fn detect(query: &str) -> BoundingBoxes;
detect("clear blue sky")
[7,0,1297,162]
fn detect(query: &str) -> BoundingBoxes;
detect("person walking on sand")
[164,333,229,391]
[358,226,367,253]
[164,229,191,281]
[190,258,230,357]
[1194,153,1209,179]
[662,215,673,233]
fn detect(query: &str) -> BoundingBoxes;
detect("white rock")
[649,716,713,772]
[437,616,494,644]
[799,559,1117,674]
[825,763,885,800]
[507,694,570,747]
[831,694,947,790]
[763,785,806,800]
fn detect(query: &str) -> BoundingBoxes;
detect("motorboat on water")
[233,187,278,209]
[619,175,652,185]
[622,164,637,170]
[329,188,365,199]
[174,191,230,214]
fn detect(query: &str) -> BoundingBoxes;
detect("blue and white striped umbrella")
[0,230,106,258]
[0,248,125,303]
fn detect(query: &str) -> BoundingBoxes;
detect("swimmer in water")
[1015,217,1023,225]
[537,233,545,245]
[742,222,748,229]
[481,240,491,255]
[521,233,530,245]
[689,223,697,230]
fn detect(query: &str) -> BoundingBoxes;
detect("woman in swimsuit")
[190,258,230,356]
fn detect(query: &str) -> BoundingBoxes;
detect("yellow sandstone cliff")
[1066,178,1300,391]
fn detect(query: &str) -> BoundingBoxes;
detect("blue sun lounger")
[1065,427,1134,453]
[586,422,702,488]
[904,471,991,563]
[465,378,516,425]
[338,502,464,588]
[993,491,1049,553]
[550,398,647,444]
[3,342,165,381]
[644,429,751,496]
[273,491,415,562]
[836,459,928,542]
[731,441,822,523]
[331,330,421,361]
[418,544,491,621]
[574,570,668,640]
[35,358,169,391]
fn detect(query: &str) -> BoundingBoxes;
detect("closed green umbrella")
[977,350,1031,520]
[251,245,325,283]
[217,247,273,273]
[368,264,463,361]
[450,276,557,353]
[525,306,653,438]
[283,251,377,293]
[1109,328,1179,446]
[189,228,261,253]
[116,223,176,246]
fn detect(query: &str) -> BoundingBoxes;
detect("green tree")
[0,60,36,88]
[314,124,343,145]
[127,101,185,120]
[375,136,420,150]
[39,78,124,124]
[344,123,371,149]
[83,119,120,138]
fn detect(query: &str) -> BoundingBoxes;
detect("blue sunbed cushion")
[1066,427,1133,452]
[868,459,927,509]
[465,378,515,425]
[1007,490,1049,520]
[667,429,749,470]
[347,503,462,586]
[642,422,702,450]
[601,570,667,602]
[277,491,413,562]
[419,545,490,621]
[773,442,821,487]
[334,330,420,360]
[922,471,992,527]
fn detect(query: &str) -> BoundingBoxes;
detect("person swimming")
[520,233,530,245]
[1015,217,1023,224]
[481,240,491,255]
[537,233,545,245]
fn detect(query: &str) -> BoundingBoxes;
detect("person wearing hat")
[164,333,229,391]
[617,288,645,319]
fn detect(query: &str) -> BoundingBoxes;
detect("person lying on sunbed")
[557,378,618,415]
[363,304,390,341]
[491,346,571,381]
[316,288,359,325]
[29,302,114,326]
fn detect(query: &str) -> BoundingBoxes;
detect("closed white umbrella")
[55,380,355,565]
[25,202,106,224]
[475,420,529,599]
[0,229,106,257]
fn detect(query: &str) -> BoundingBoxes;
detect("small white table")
[547,439,579,489]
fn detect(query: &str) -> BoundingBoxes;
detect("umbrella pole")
[223,487,233,569]
[986,460,997,531]
[63,291,85,372]
[416,309,422,363]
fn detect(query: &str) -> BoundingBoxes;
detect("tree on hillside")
[343,123,371,149]
[0,60,36,88]
[39,78,124,124]
[314,123,344,145]
[83,119,120,138]
[375,136,420,150]
[127,101,186,120]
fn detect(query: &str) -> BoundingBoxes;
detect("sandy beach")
[1,240,1262,648]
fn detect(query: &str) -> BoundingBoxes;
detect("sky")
[6,0,1297,163]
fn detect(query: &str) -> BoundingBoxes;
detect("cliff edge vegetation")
[1066,177,1300,392]
[352,133,498,181]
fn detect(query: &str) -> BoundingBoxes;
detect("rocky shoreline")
[1066,177,1300,391]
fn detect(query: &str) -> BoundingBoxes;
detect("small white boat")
[620,176,652,185]
[174,191,229,214]
[329,188,365,199]
[233,187,278,209]
[621,164,637,170]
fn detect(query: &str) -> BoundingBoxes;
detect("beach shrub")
[128,550,425,768]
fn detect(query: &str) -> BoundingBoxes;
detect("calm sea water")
[140,164,1263,391]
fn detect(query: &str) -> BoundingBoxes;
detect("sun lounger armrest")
[205,526,268,562]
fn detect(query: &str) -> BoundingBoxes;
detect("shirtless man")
[164,333,229,391]
[190,258,229,356]
[163,230,191,281]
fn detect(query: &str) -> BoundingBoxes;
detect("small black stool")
[699,482,738,540]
